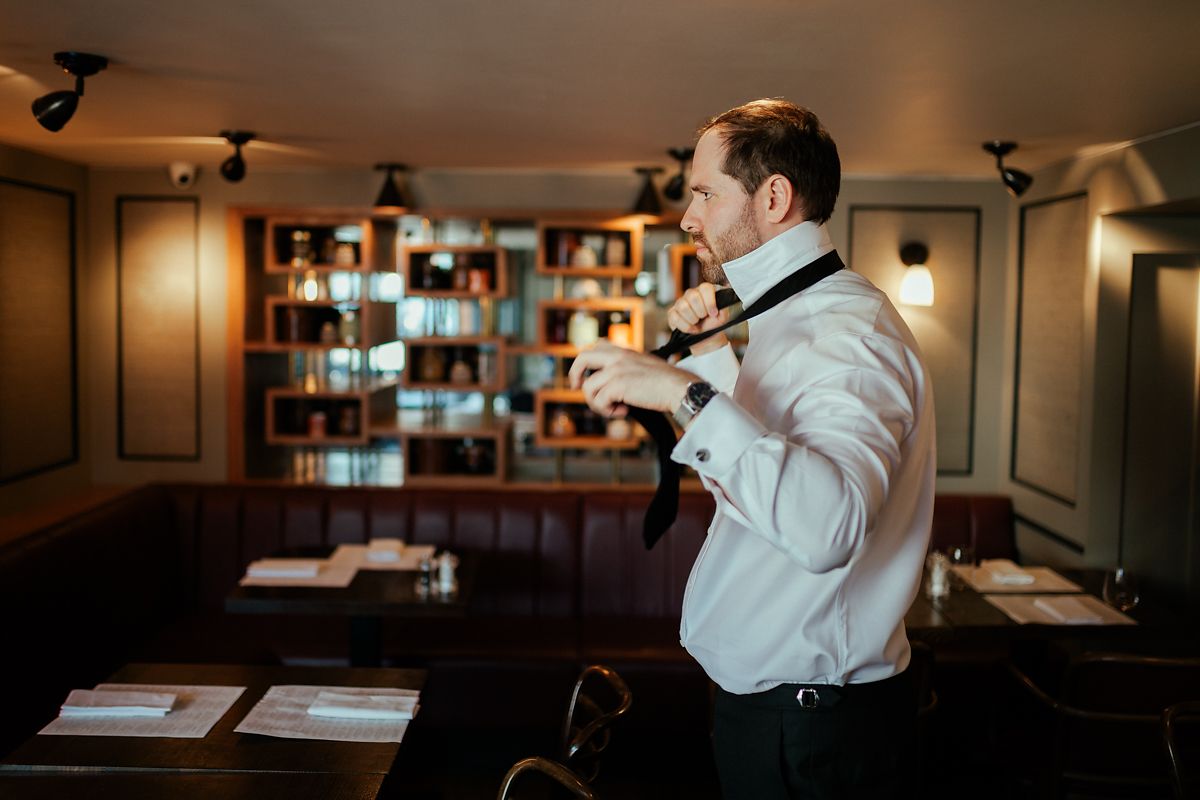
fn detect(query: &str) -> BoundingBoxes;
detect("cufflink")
[696,449,710,462]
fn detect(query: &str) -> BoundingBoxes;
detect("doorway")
[1119,253,1200,615]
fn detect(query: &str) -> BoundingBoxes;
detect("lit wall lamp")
[898,242,934,307]
[982,140,1033,197]
[631,167,664,217]
[219,130,255,182]
[373,163,410,213]
[31,51,108,132]
[661,147,695,202]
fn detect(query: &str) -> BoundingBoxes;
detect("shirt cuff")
[670,392,763,477]
[675,342,739,395]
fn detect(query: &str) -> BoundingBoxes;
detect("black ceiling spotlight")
[983,141,1033,197]
[219,130,255,182]
[662,147,695,202]
[373,163,410,212]
[631,166,665,217]
[31,51,108,132]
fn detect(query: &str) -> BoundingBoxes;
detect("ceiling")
[1,0,1198,178]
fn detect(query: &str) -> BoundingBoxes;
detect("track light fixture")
[373,163,410,212]
[631,167,665,217]
[219,130,255,182]
[31,51,108,132]
[662,147,695,202]
[982,141,1033,197]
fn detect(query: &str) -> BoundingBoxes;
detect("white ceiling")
[1,0,1198,178]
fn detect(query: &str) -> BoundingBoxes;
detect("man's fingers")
[698,283,719,318]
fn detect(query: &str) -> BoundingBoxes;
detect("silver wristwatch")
[673,381,718,428]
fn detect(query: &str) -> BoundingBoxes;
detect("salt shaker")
[437,551,458,596]
[925,551,951,602]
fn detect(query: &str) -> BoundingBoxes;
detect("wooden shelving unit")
[535,298,644,355]
[401,336,506,392]
[401,244,508,297]
[536,219,643,278]
[534,388,642,451]
[264,217,374,273]
[669,243,702,297]
[265,378,399,447]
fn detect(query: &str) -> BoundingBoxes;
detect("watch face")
[687,381,717,410]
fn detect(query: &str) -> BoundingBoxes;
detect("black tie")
[627,249,846,549]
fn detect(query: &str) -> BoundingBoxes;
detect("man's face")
[681,128,763,285]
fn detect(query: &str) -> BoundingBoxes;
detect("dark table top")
[905,567,1189,645]
[0,771,385,800]
[0,662,426,776]
[226,550,478,617]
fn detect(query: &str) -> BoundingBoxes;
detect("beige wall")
[1001,124,1200,567]
[0,143,90,516]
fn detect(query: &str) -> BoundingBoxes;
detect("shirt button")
[696,449,710,463]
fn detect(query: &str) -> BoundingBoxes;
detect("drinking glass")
[1102,567,1140,612]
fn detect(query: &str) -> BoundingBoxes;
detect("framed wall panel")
[847,205,980,475]
[1012,193,1088,505]
[0,178,77,484]
[117,196,200,460]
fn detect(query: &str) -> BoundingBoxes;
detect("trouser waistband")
[717,670,911,711]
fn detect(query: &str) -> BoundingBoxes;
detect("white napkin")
[60,689,177,718]
[306,691,418,720]
[1033,596,1102,624]
[366,538,405,563]
[246,559,321,579]
[984,559,1035,585]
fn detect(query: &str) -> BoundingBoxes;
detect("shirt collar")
[723,221,835,307]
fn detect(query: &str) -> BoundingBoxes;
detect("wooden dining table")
[225,549,479,668]
[0,661,426,797]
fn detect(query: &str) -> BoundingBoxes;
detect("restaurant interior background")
[1,0,1199,618]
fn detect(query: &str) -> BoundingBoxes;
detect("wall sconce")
[219,130,255,182]
[631,167,664,217]
[982,141,1033,197]
[661,147,695,202]
[374,163,410,213]
[898,242,934,307]
[31,51,108,132]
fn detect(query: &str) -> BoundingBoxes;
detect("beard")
[692,199,763,286]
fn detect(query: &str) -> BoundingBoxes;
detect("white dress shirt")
[672,221,936,694]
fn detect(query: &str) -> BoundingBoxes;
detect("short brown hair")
[700,99,840,224]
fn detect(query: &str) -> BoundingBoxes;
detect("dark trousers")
[712,671,915,800]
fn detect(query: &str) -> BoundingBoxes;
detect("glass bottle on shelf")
[605,234,627,267]
[448,348,473,385]
[549,407,576,438]
[419,347,447,383]
[339,310,359,345]
[568,310,600,348]
[321,236,337,265]
[291,230,313,267]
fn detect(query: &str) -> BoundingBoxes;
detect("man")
[568,99,935,798]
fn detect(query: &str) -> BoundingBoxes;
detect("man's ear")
[762,174,795,224]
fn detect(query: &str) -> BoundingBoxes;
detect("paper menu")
[984,593,1136,626]
[40,684,244,738]
[235,685,420,743]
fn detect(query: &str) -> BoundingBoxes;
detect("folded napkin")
[60,689,177,718]
[246,559,321,579]
[1033,596,1102,624]
[983,559,1035,585]
[306,691,417,721]
[366,538,405,563]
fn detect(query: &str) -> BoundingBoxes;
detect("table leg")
[349,616,383,667]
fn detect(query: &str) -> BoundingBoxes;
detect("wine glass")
[1102,567,1140,612]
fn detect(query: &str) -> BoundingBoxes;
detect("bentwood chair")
[1006,653,1200,798]
[496,757,596,800]
[559,665,633,783]
[1163,700,1200,800]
